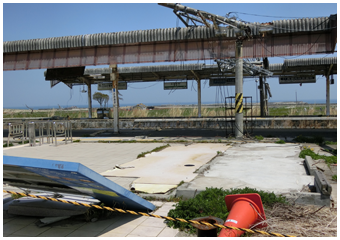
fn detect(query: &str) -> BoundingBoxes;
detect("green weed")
[73,139,81,142]
[137,144,170,158]
[332,175,337,181]
[3,143,14,148]
[294,135,324,145]
[299,149,337,165]
[254,135,264,141]
[166,187,287,234]
[275,140,286,144]
[325,141,337,145]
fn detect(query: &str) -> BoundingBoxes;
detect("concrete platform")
[3,137,337,237]
[177,143,315,197]
[3,200,179,237]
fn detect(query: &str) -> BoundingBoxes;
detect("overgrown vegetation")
[325,141,337,145]
[275,140,286,144]
[332,175,337,181]
[299,149,337,165]
[294,135,325,145]
[73,139,81,142]
[11,193,25,199]
[166,187,287,234]
[4,104,336,119]
[137,144,170,158]
[254,135,264,141]
[3,143,14,148]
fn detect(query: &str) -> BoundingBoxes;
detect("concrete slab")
[3,142,164,175]
[101,143,230,193]
[178,143,314,196]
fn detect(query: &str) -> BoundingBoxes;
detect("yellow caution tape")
[3,190,296,237]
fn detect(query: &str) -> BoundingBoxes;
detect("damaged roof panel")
[3,15,336,53]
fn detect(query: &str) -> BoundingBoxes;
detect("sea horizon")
[3,99,337,110]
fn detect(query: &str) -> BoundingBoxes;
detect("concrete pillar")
[326,75,330,116]
[264,77,268,115]
[29,122,36,147]
[197,79,201,117]
[87,82,92,118]
[259,76,265,117]
[235,41,243,139]
[110,64,119,133]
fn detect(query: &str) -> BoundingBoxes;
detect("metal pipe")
[235,41,243,139]
[158,3,248,29]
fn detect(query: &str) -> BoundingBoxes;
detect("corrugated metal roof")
[82,57,335,75]
[84,63,205,75]
[283,56,337,67]
[3,15,335,53]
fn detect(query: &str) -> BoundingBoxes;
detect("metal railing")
[6,120,72,147]
[7,123,25,146]
[52,121,72,146]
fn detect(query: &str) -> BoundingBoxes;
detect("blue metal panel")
[3,155,155,211]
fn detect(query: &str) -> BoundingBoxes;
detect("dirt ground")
[250,203,337,237]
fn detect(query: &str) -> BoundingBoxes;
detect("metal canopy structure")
[3,14,336,71]
[3,155,155,211]
[45,56,337,87]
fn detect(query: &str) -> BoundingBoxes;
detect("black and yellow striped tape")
[235,93,243,113]
[3,190,296,237]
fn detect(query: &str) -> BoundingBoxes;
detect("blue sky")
[3,3,337,108]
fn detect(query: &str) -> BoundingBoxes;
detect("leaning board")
[3,155,155,211]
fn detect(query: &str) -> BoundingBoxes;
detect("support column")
[235,41,243,139]
[87,81,92,118]
[264,78,268,115]
[110,64,119,133]
[197,79,201,117]
[326,75,330,116]
[259,76,265,117]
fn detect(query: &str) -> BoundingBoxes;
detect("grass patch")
[294,135,324,145]
[332,175,337,181]
[137,144,170,158]
[3,143,14,148]
[11,193,25,199]
[254,135,264,141]
[73,139,81,142]
[167,187,287,234]
[299,149,337,165]
[325,141,337,145]
[275,140,286,144]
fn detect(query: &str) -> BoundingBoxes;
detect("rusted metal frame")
[152,72,160,79]
[137,43,141,63]
[52,49,56,70]
[4,32,334,71]
[94,46,98,66]
[190,70,201,81]
[121,45,126,64]
[13,52,18,71]
[25,51,30,70]
[65,48,69,67]
[200,39,204,60]
[197,11,210,28]
[168,41,172,62]
[38,51,43,69]
[173,10,189,27]
[184,40,188,61]
[152,43,156,63]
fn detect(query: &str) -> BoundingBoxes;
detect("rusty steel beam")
[3,32,334,71]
